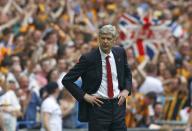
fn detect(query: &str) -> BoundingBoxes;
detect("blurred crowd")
[0,0,191,130]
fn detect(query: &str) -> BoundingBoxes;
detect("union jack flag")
[118,13,184,62]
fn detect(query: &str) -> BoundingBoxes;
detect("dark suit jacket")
[62,47,132,122]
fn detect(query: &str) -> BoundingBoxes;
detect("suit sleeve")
[62,55,88,102]
[123,48,132,95]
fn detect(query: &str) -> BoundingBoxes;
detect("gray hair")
[99,24,118,38]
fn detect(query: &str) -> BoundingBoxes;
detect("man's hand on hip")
[118,90,129,106]
[83,93,104,107]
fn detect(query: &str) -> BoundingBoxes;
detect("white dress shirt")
[93,48,120,99]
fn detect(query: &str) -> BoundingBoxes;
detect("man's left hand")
[118,90,129,106]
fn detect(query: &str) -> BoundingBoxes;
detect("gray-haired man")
[62,25,132,131]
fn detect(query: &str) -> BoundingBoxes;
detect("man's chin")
[102,49,110,54]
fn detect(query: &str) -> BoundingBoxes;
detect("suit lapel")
[112,48,121,83]
[95,48,102,82]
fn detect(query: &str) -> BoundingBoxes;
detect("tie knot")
[106,55,110,60]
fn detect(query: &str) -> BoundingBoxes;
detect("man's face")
[58,59,67,71]
[99,34,115,54]
[19,77,29,89]
[154,103,163,114]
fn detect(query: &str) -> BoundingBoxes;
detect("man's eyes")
[101,38,113,40]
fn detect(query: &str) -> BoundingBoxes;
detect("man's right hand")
[83,93,104,107]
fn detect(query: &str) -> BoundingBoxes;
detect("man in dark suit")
[62,24,132,131]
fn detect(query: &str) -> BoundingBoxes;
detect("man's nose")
[104,38,108,43]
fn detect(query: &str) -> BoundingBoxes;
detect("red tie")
[106,56,114,98]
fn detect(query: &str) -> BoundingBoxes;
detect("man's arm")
[62,55,88,102]
[0,112,5,131]
[123,48,132,95]
[42,112,51,131]
[117,48,132,106]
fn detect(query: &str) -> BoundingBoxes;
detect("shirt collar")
[99,47,113,59]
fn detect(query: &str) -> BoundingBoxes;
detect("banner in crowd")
[118,13,184,62]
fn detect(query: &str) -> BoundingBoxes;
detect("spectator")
[139,62,164,95]
[0,76,21,131]
[46,68,60,83]
[126,79,157,128]
[163,75,188,120]
[17,74,41,129]
[153,102,164,123]
[58,89,77,128]
[41,82,62,131]
[185,77,192,131]
[185,110,192,131]
[0,112,5,131]
[56,58,69,89]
